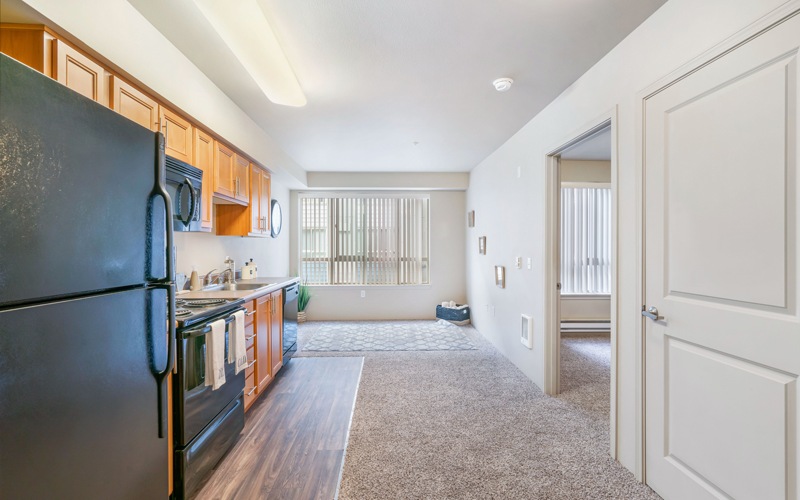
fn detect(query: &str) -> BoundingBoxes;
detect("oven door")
[165,156,202,232]
[176,310,245,446]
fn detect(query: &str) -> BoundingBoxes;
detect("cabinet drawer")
[244,301,256,326]
[244,372,256,410]
[245,326,255,350]
[246,346,255,378]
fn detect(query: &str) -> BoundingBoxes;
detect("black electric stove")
[173,295,247,498]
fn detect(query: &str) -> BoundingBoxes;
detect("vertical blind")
[560,187,611,294]
[300,195,430,285]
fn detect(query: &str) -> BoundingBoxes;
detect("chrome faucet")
[219,268,234,284]
[204,268,218,286]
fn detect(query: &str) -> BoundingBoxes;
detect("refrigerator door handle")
[148,132,176,438]
[148,282,175,438]
[150,133,175,284]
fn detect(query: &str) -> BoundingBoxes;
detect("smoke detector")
[493,78,513,92]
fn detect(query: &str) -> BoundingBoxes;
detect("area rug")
[302,320,476,352]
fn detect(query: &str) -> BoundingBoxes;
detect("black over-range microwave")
[165,155,203,232]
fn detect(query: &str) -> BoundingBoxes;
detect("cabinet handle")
[246,386,257,396]
[245,310,256,317]
[246,359,256,369]
[245,334,255,340]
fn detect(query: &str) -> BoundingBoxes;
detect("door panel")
[666,338,793,500]
[53,39,107,106]
[666,51,789,309]
[644,12,799,500]
[110,76,159,131]
[194,128,215,230]
[159,106,193,164]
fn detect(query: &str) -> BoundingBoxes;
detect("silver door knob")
[642,306,664,321]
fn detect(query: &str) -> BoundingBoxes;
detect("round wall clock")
[270,199,283,238]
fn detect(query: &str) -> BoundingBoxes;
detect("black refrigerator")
[0,54,175,498]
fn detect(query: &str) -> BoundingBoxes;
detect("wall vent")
[520,314,533,349]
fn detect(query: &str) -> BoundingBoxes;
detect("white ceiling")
[35,0,667,173]
[560,127,612,161]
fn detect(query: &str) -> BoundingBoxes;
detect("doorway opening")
[543,112,618,458]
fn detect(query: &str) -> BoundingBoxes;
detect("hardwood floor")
[194,357,364,500]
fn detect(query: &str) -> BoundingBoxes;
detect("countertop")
[178,276,300,302]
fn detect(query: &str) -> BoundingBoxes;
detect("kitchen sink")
[228,283,273,290]
[202,283,273,292]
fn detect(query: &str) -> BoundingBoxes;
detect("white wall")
[561,296,611,321]
[290,190,466,320]
[174,178,291,279]
[560,160,611,183]
[465,0,787,474]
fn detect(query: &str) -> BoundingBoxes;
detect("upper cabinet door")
[158,107,193,164]
[194,128,215,231]
[214,141,236,199]
[52,39,107,106]
[260,169,271,233]
[249,165,262,233]
[110,76,159,131]
[233,154,250,203]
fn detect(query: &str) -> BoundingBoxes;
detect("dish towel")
[229,310,248,374]
[204,318,226,390]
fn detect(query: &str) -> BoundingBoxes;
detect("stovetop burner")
[177,298,228,308]
[175,308,192,318]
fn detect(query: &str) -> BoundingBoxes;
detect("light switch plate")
[527,257,532,270]
[515,257,522,269]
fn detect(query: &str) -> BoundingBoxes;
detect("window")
[300,194,430,285]
[560,186,611,294]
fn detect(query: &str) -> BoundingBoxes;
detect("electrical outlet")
[515,256,522,269]
[360,290,366,298]
[491,305,496,317]
[527,257,532,270]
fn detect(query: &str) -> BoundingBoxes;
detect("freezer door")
[0,287,169,499]
[0,54,166,307]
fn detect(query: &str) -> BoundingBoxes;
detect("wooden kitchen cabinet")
[193,128,215,231]
[0,25,108,106]
[213,140,237,200]
[255,295,273,392]
[233,154,250,203]
[0,24,56,77]
[110,76,159,131]
[242,290,285,412]
[53,39,108,106]
[159,107,193,164]
[215,163,271,237]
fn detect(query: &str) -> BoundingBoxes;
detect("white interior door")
[643,11,799,500]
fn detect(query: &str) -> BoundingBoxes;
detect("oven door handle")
[182,308,245,339]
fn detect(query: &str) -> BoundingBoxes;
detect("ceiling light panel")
[192,0,306,107]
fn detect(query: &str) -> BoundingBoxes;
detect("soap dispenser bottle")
[189,265,201,291]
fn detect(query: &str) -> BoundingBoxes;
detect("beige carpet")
[296,322,658,499]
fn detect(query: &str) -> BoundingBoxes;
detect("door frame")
[634,0,800,484]
[543,107,619,459]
